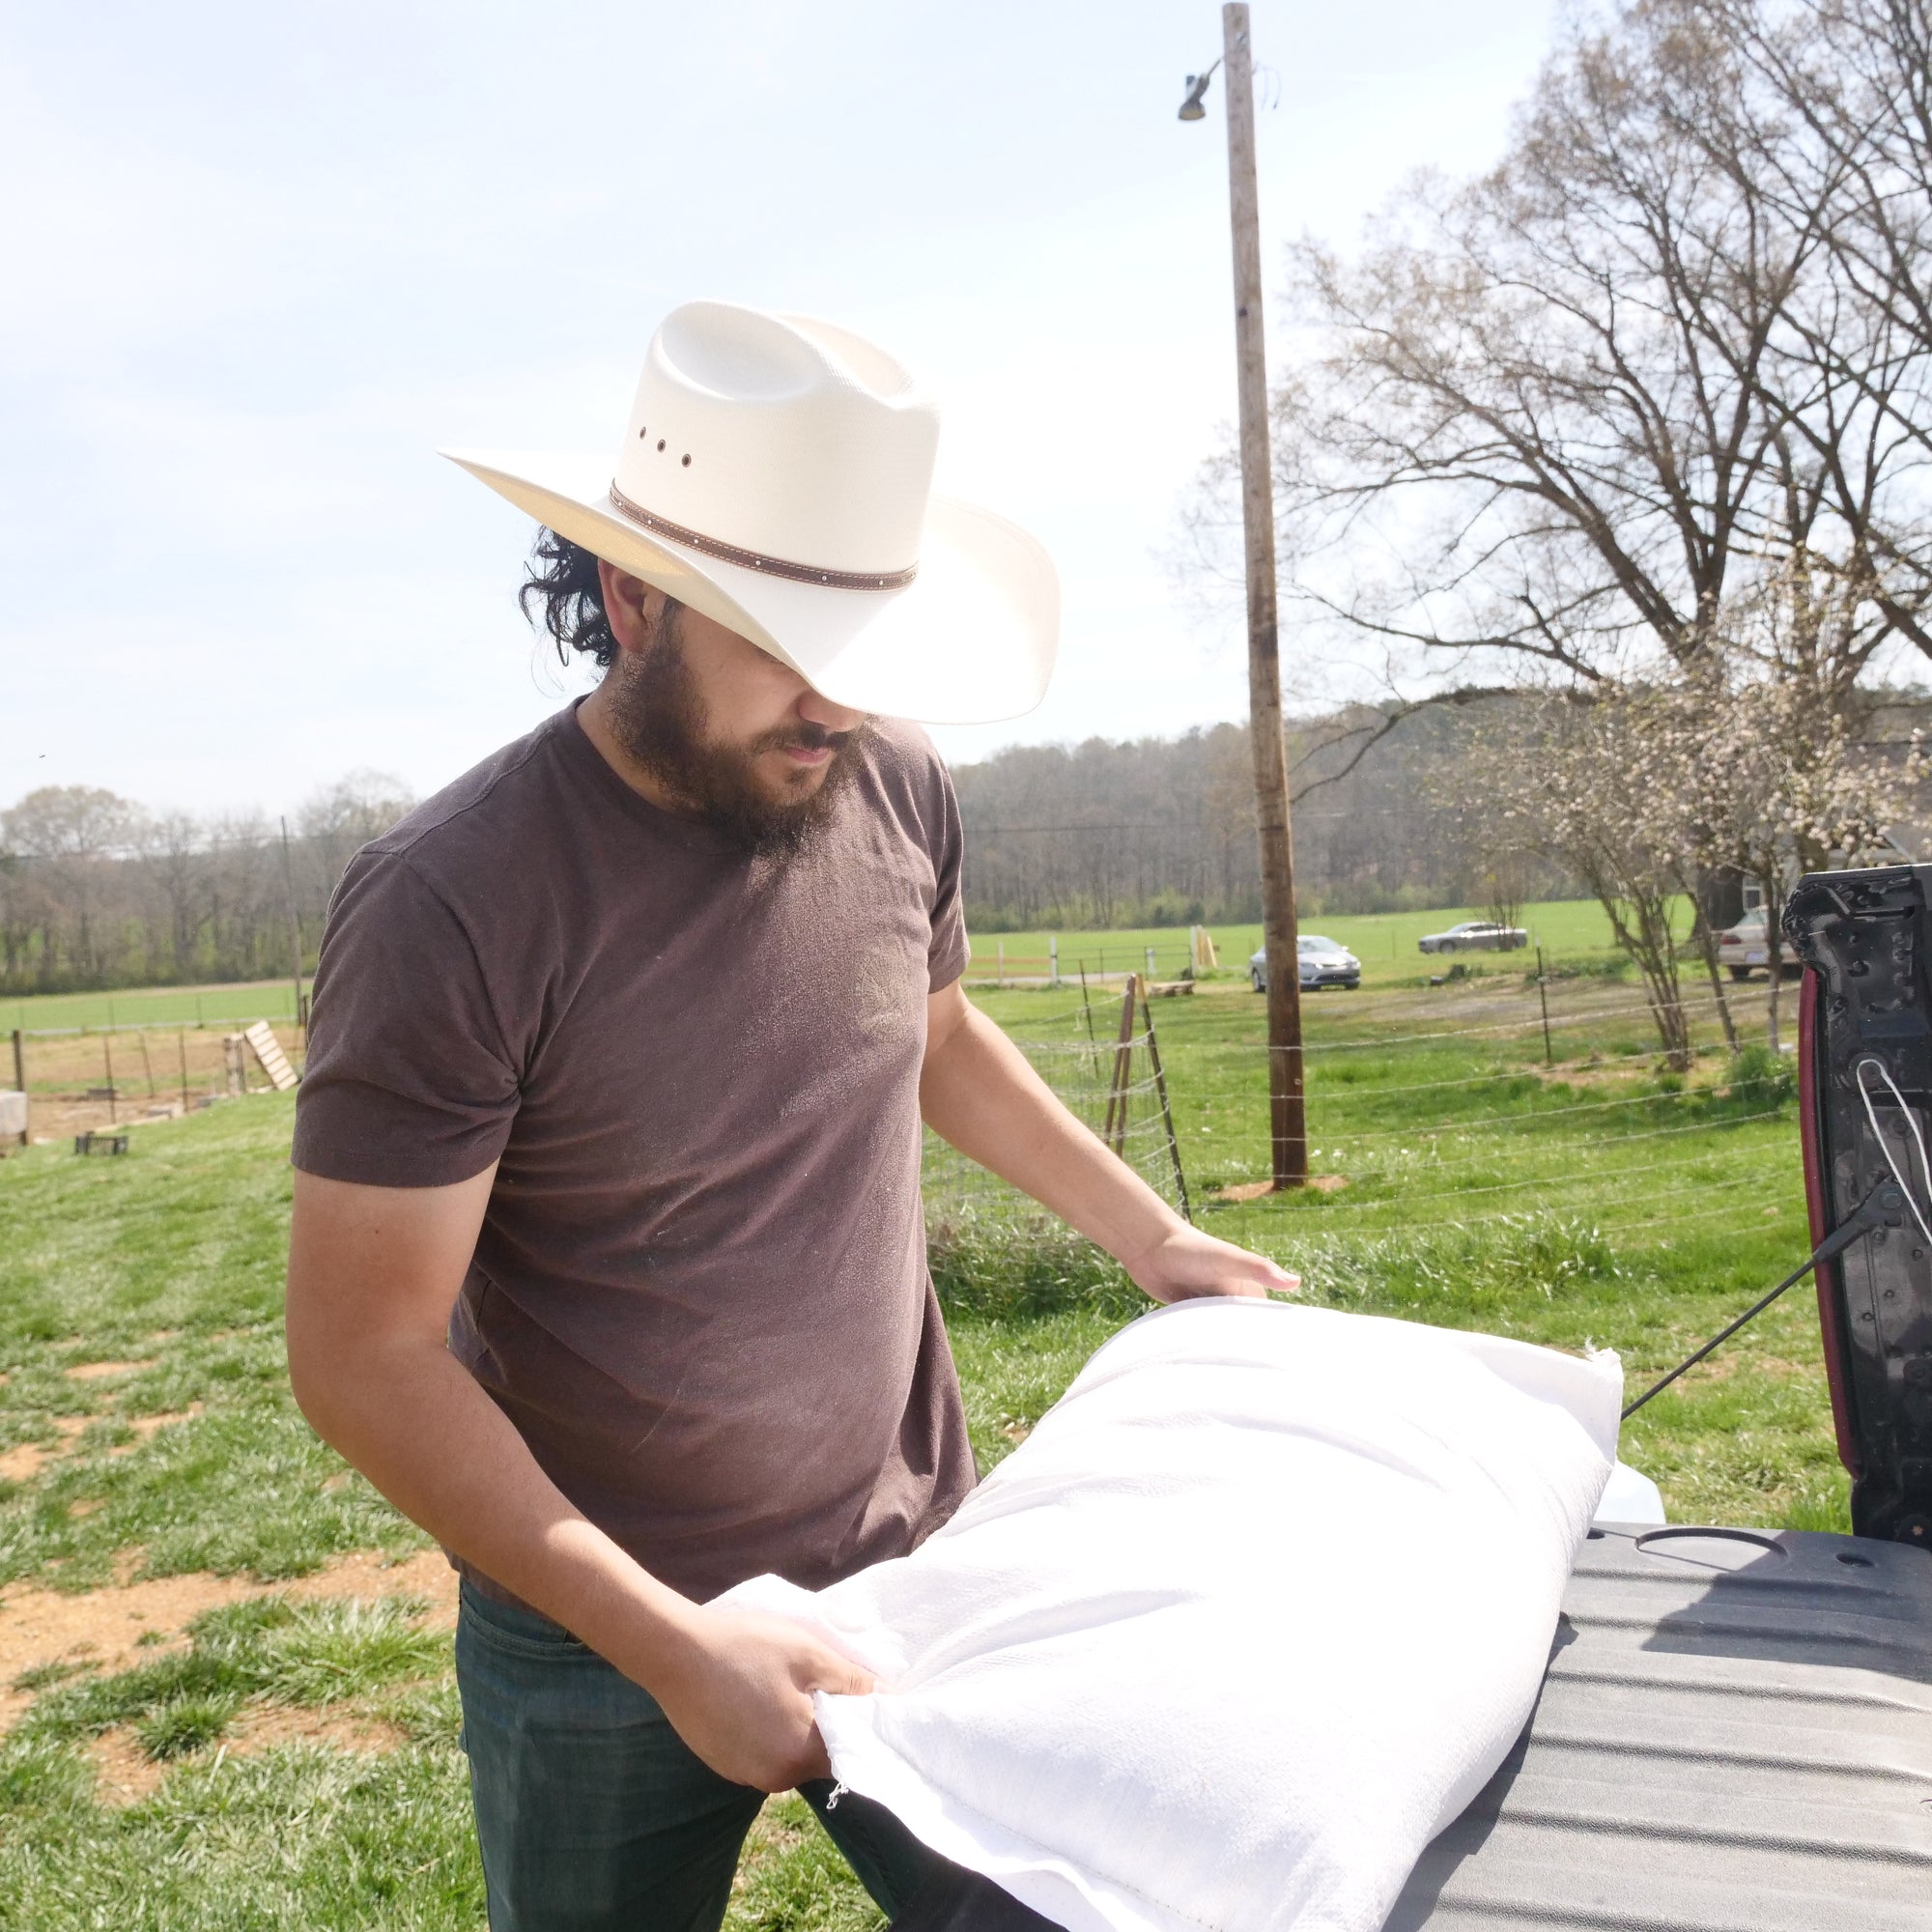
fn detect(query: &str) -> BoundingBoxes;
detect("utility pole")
[1181,4,1306,1187]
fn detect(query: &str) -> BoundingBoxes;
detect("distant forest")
[0,705,1545,998]
[7,691,1926,996]
[952,700,1570,931]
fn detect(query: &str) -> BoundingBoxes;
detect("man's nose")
[797,689,867,735]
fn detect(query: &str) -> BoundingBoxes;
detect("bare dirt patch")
[0,1416,88,1483]
[64,1360,155,1382]
[226,1704,408,1756]
[1213,1175,1350,1203]
[84,1695,415,1807]
[87,1726,167,1804]
[0,1547,458,1734]
[113,1405,204,1451]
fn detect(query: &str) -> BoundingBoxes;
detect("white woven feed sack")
[723,1299,1620,1932]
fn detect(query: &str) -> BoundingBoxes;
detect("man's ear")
[597,559,664,658]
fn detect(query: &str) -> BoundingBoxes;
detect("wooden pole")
[1104,974,1140,1157]
[1220,2,1306,1189]
[137,1029,156,1097]
[1139,979,1192,1223]
[10,1030,25,1146]
[1536,945,1554,1067]
[279,816,305,1044]
[102,1033,117,1124]
[178,1029,190,1110]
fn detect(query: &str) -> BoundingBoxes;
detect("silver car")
[1417,920,1528,954]
[1250,935,1361,993]
[1716,905,1801,980]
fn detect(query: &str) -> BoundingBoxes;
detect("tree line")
[0,710,1559,997]
[951,702,1573,931]
[0,774,416,997]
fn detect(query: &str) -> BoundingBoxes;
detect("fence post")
[1146,945,1156,980]
[1104,974,1139,1157]
[997,941,1004,989]
[1536,946,1553,1067]
[9,1030,25,1147]
[1050,936,1060,987]
[1138,978,1191,1223]
[178,1029,191,1110]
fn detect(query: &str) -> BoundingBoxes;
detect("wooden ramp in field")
[242,1021,298,1092]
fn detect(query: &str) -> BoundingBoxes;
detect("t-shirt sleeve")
[925,756,969,993]
[292,849,522,1187]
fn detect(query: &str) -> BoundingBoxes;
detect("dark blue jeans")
[455,1579,949,1931]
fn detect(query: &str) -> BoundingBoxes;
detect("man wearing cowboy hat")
[284,300,1293,1931]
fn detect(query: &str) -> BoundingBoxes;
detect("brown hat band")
[606,483,919,591]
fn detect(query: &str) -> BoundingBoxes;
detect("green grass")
[963,894,1696,988]
[0,973,1844,1928]
[0,1094,420,1592]
[5,980,300,1037]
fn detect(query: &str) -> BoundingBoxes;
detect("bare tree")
[1259,0,1932,720]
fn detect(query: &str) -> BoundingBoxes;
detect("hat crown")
[611,301,939,577]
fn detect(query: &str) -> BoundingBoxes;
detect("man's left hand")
[1123,1225,1299,1304]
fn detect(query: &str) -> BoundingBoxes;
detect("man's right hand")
[648,1605,876,1792]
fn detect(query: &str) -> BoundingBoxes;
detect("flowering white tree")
[1460,662,1918,1064]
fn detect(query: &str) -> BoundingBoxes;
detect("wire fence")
[921,961,1806,1257]
[923,984,1191,1237]
[9,950,1801,1262]
[3,1018,304,1148]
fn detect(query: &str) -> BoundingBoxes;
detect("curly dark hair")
[519,527,620,670]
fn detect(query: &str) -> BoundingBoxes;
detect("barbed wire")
[1244,1137,1792,1218]
[1315,1082,1776,1142]
[1212,1101,1793,1184]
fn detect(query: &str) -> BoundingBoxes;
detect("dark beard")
[601,608,869,860]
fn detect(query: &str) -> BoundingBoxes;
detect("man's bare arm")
[919,981,1296,1301]
[284,1168,869,1789]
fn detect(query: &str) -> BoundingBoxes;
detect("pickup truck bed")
[901,1522,1932,1932]
[1392,1523,1932,1931]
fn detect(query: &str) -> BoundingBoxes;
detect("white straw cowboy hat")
[442,301,1060,724]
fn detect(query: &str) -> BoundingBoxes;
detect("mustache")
[750,721,864,755]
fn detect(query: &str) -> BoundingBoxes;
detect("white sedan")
[1250,935,1361,993]
[1716,906,1802,980]
[1417,921,1528,954]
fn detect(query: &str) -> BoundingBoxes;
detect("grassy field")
[5,980,302,1037]
[963,895,1696,988]
[0,895,1687,1031]
[0,971,1837,1929]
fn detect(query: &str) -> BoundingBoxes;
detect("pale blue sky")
[1,1,1557,815]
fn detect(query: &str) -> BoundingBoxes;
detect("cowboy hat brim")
[441,449,1060,725]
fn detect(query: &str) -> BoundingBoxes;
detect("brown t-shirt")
[291,701,977,1605]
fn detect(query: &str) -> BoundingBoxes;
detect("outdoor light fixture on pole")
[1180,3,1307,1190]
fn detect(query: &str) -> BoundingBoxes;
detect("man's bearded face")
[601,601,870,859]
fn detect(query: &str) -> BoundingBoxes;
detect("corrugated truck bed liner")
[1390,1522,1932,1930]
